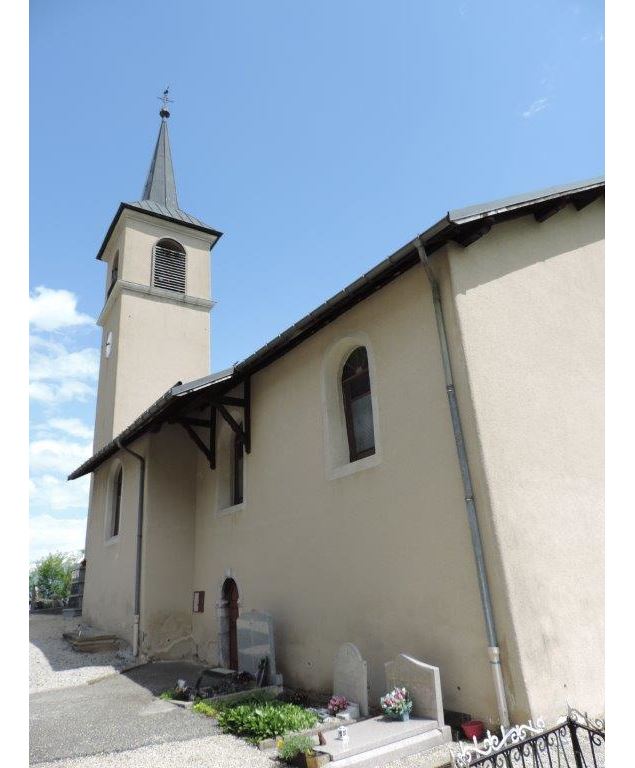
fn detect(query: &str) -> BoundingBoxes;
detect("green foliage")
[212,699,318,743]
[192,699,221,718]
[30,552,76,602]
[278,733,315,762]
[159,689,176,700]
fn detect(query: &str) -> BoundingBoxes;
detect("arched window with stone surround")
[341,346,376,462]
[152,238,186,294]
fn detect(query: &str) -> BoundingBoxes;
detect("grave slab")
[236,610,277,678]
[314,715,441,762]
[385,653,444,727]
[333,643,369,717]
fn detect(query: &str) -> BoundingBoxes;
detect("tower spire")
[141,89,178,209]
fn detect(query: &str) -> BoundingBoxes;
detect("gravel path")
[32,734,274,768]
[30,613,135,693]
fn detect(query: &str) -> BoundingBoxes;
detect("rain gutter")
[415,238,510,729]
[116,439,146,658]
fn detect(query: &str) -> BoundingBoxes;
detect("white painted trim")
[104,459,124,543]
[215,501,245,518]
[328,452,382,481]
[321,331,382,481]
[98,279,215,325]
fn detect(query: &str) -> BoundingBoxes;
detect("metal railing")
[454,708,605,768]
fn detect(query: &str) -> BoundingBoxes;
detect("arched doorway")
[222,578,239,670]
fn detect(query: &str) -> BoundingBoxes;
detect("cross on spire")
[158,87,173,119]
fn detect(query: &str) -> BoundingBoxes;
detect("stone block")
[384,654,444,727]
[236,610,276,678]
[333,643,369,717]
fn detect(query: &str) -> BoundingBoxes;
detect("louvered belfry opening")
[152,238,186,293]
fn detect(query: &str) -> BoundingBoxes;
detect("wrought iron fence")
[454,708,605,768]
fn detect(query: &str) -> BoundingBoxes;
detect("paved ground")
[30,660,273,767]
[29,615,455,767]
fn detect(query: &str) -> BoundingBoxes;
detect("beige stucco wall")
[81,441,148,645]
[81,199,604,727]
[92,211,215,449]
[139,425,199,658]
[189,265,501,721]
[446,200,605,722]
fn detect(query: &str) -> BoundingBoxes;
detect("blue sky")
[29,0,604,560]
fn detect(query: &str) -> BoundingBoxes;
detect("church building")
[69,104,604,728]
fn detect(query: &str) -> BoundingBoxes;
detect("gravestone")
[237,610,277,679]
[384,653,444,727]
[333,642,369,717]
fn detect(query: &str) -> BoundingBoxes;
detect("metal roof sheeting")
[70,177,604,480]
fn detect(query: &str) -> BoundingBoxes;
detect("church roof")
[69,176,604,480]
[96,110,221,260]
[141,116,178,209]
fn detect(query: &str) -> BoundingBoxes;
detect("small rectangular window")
[112,468,122,537]
[232,432,244,506]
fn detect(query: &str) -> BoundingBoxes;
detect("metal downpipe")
[415,239,510,729]
[116,439,145,658]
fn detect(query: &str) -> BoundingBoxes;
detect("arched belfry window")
[109,465,123,538]
[341,347,376,462]
[152,238,186,294]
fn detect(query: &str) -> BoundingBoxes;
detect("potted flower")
[461,719,485,741]
[327,695,349,716]
[277,734,329,767]
[380,687,413,721]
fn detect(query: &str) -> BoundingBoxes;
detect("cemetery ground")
[30,614,454,767]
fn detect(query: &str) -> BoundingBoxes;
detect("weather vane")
[158,87,174,119]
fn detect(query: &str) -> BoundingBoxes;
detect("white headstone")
[384,653,444,726]
[333,643,369,717]
[237,610,276,678]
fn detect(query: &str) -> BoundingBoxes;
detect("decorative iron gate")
[454,708,605,768]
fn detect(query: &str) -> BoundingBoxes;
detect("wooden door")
[224,579,239,670]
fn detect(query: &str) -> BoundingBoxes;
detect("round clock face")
[105,331,113,358]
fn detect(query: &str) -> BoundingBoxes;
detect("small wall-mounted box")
[193,590,205,613]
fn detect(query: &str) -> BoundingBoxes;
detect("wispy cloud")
[30,474,91,511]
[30,514,87,562]
[29,285,98,562]
[30,437,93,475]
[29,286,94,332]
[30,332,99,405]
[45,418,94,440]
[522,96,549,119]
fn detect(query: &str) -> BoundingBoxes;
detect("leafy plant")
[193,699,221,718]
[278,733,315,762]
[29,552,77,602]
[214,699,318,742]
[159,687,189,701]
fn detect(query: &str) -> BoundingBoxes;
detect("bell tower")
[93,96,221,450]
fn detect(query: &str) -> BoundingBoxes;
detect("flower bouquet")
[328,695,349,716]
[380,687,413,721]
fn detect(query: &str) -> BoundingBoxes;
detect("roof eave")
[95,203,223,261]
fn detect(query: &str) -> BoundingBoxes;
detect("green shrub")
[278,733,315,762]
[215,700,318,742]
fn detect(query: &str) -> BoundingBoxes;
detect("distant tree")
[30,552,77,603]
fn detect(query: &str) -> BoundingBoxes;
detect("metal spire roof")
[141,111,179,208]
[95,91,222,259]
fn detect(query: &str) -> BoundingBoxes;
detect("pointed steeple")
[141,108,179,209]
